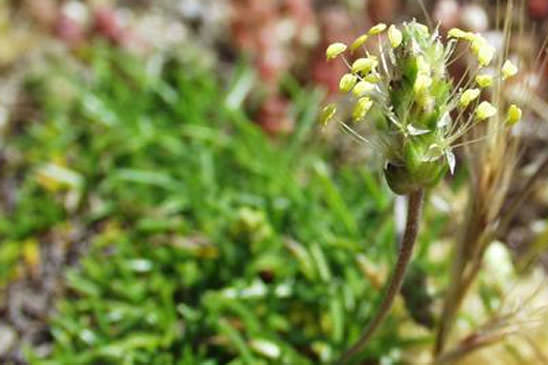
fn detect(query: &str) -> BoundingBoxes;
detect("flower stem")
[337,189,424,364]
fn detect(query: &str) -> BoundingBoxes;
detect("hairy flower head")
[322,21,521,194]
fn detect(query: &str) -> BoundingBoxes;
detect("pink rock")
[529,0,548,19]
[283,0,315,29]
[229,0,278,52]
[55,14,85,47]
[368,0,400,23]
[256,95,294,134]
[311,7,354,95]
[460,4,489,32]
[93,7,125,44]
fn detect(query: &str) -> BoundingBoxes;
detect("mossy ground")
[0,44,449,364]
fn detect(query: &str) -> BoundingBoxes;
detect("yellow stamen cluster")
[447,28,523,125]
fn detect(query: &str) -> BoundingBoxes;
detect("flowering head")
[322,21,520,194]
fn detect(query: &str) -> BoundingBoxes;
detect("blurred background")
[1,0,548,364]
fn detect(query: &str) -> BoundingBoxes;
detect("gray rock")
[0,323,17,356]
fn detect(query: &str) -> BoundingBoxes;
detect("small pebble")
[55,14,86,47]
[61,0,89,26]
[461,4,489,32]
[25,0,58,28]
[0,324,17,356]
[433,0,460,30]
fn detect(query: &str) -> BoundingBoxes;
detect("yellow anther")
[368,23,387,35]
[501,60,518,80]
[470,35,495,67]
[351,57,379,73]
[475,101,497,120]
[507,104,522,125]
[320,104,337,125]
[353,97,373,121]
[326,42,347,60]
[475,74,493,88]
[459,88,481,108]
[364,73,381,83]
[339,74,358,93]
[448,28,473,40]
[352,80,376,97]
[350,34,368,53]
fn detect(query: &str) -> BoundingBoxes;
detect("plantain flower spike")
[322,21,521,195]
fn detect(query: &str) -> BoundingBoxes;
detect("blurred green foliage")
[0,44,441,364]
